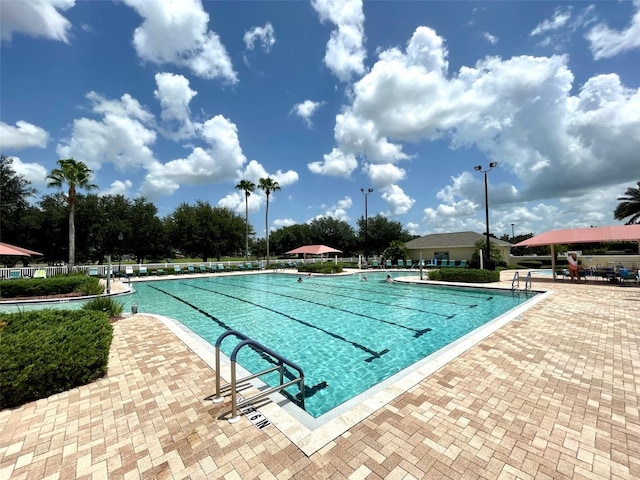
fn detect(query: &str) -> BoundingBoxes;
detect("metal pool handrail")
[212,329,305,423]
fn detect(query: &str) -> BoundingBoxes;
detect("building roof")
[405,231,513,249]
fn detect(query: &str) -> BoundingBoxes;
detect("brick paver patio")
[1,271,639,479]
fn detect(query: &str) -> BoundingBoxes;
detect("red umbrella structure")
[0,242,43,257]
[285,244,342,255]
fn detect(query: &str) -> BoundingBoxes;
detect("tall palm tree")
[258,177,281,265]
[614,181,640,225]
[235,179,255,261]
[46,158,97,271]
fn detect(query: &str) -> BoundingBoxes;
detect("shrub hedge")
[297,262,344,274]
[430,268,501,283]
[0,275,102,298]
[0,309,113,409]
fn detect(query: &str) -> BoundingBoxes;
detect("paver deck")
[1,271,639,479]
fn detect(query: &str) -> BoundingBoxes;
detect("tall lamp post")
[474,162,497,269]
[117,232,123,274]
[511,223,515,239]
[360,187,373,263]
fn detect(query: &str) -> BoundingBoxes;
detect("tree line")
[1,156,414,266]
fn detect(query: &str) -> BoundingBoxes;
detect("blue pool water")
[117,271,534,417]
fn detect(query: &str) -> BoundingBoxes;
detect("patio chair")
[139,266,148,276]
[33,269,47,279]
[217,264,226,272]
[173,265,183,275]
[9,269,22,280]
[187,265,196,274]
[385,259,392,269]
[125,265,134,276]
[88,267,99,277]
[156,268,166,276]
[371,260,379,269]
[619,269,638,286]
[457,260,467,268]
[406,259,413,269]
[397,259,404,268]
[199,265,209,274]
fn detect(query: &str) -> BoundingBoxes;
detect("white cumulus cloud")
[0,121,49,150]
[586,0,640,59]
[291,100,325,128]
[244,22,276,52]
[123,0,237,82]
[311,0,366,82]
[0,0,74,43]
[154,72,197,140]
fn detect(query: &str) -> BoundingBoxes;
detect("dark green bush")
[297,262,344,274]
[83,296,124,317]
[434,268,500,283]
[0,275,101,298]
[0,309,113,409]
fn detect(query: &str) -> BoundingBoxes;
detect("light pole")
[360,187,373,263]
[474,162,497,269]
[511,223,515,239]
[117,232,123,274]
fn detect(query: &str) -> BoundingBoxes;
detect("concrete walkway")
[1,271,639,479]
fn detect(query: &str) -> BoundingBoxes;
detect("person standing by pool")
[568,252,580,282]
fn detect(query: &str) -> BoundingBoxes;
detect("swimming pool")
[116,271,536,418]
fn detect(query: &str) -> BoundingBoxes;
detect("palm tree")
[258,177,281,265]
[235,179,255,261]
[614,181,640,225]
[46,158,97,271]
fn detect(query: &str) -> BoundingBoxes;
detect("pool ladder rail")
[512,271,532,292]
[212,329,305,423]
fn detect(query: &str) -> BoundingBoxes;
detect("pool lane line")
[199,278,438,334]
[182,283,390,363]
[147,284,329,399]
[306,279,490,306]
[235,277,457,319]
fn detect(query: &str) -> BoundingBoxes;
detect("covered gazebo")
[513,225,640,279]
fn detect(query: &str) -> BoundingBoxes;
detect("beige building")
[405,231,514,265]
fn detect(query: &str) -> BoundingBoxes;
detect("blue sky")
[1,0,639,240]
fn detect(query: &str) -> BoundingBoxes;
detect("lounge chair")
[457,260,467,268]
[406,259,413,269]
[173,265,183,275]
[217,264,226,272]
[125,265,134,276]
[33,269,47,279]
[199,265,209,273]
[187,265,196,274]
[397,259,404,268]
[448,260,456,267]
[139,266,148,276]
[9,269,21,280]
[156,268,166,276]
[371,260,379,269]
[88,267,99,277]
[385,260,392,269]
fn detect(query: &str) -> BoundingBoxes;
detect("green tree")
[235,179,255,261]
[383,240,408,263]
[36,193,69,264]
[359,214,411,256]
[308,217,356,254]
[258,177,281,265]
[614,181,640,225]
[0,155,36,246]
[470,239,504,266]
[46,158,97,270]
[268,223,313,256]
[167,201,245,261]
[127,198,167,264]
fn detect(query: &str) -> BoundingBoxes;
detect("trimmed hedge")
[0,275,102,298]
[0,309,113,409]
[429,268,501,283]
[297,262,344,274]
